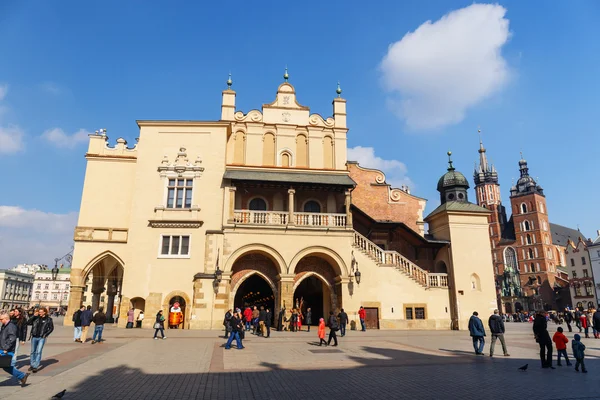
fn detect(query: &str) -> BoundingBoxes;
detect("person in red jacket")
[580,314,589,338]
[243,307,252,331]
[552,327,572,366]
[358,307,366,332]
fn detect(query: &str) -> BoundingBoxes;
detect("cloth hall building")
[65,74,496,331]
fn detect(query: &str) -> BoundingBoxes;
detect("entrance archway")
[234,274,275,324]
[293,275,330,326]
[168,296,186,329]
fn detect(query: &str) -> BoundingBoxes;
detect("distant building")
[566,239,596,310]
[588,230,600,302]
[0,270,34,309]
[11,264,46,275]
[31,268,71,312]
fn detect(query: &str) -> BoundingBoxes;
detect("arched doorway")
[234,274,275,324]
[293,275,330,326]
[505,303,513,314]
[168,296,186,329]
[515,302,523,312]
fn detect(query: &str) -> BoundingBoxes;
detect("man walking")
[327,311,338,346]
[0,311,29,386]
[488,309,510,357]
[28,307,54,373]
[80,305,92,343]
[338,308,348,337]
[574,307,582,332]
[91,307,107,344]
[564,308,573,333]
[258,306,266,337]
[265,308,272,338]
[305,308,312,332]
[533,311,554,369]
[358,306,366,332]
[72,306,84,343]
[468,311,485,355]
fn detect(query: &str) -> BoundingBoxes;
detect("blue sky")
[1,1,599,266]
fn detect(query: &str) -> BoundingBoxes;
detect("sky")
[1,1,599,267]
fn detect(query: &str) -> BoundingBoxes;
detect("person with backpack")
[327,311,338,346]
[223,309,232,339]
[0,310,29,386]
[72,306,84,343]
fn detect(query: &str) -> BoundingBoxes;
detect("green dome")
[437,170,470,192]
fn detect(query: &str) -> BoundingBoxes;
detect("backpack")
[329,317,339,331]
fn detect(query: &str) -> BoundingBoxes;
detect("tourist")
[153,310,166,340]
[593,307,600,339]
[243,306,252,331]
[80,306,93,343]
[358,306,366,331]
[533,311,553,369]
[72,305,84,343]
[223,309,232,339]
[258,306,266,337]
[136,310,144,328]
[579,312,589,338]
[113,310,119,326]
[0,311,29,386]
[317,318,327,346]
[290,309,298,332]
[251,306,259,334]
[574,307,582,332]
[468,311,485,355]
[552,327,571,366]
[305,308,312,333]
[297,310,303,331]
[564,308,573,332]
[585,309,593,338]
[338,308,348,337]
[277,307,285,331]
[224,310,244,350]
[327,311,339,346]
[488,309,509,357]
[126,308,135,329]
[265,308,272,338]
[10,308,27,364]
[572,334,587,373]
[28,307,54,373]
[91,307,107,344]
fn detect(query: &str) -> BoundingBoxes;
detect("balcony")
[233,210,348,228]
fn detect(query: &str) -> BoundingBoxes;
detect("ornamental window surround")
[157,147,204,210]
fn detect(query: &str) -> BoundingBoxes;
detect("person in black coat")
[593,308,600,338]
[277,307,285,331]
[223,309,232,339]
[338,309,348,337]
[327,311,338,346]
[153,310,166,340]
[305,308,312,332]
[533,311,553,368]
[265,308,272,338]
[563,308,573,332]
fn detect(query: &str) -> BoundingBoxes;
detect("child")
[318,318,327,346]
[552,327,571,366]
[572,334,587,373]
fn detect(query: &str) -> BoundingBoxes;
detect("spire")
[478,128,489,172]
[447,151,455,171]
[226,72,232,89]
[336,81,342,97]
[283,66,289,82]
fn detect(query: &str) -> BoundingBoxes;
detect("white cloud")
[380,3,511,130]
[0,206,78,267]
[347,146,414,189]
[42,128,91,148]
[0,125,25,153]
[0,84,7,101]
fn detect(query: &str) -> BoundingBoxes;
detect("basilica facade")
[65,73,496,330]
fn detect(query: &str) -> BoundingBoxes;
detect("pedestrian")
[488,309,510,357]
[258,306,266,337]
[572,334,587,373]
[468,311,485,355]
[9,308,27,365]
[358,306,366,331]
[251,306,259,334]
[533,311,554,369]
[72,306,84,343]
[136,310,144,328]
[338,308,348,337]
[153,310,166,340]
[277,307,285,331]
[580,312,589,338]
[91,307,107,344]
[126,308,134,329]
[290,309,298,332]
[297,310,303,331]
[223,309,232,339]
[564,308,573,332]
[305,308,312,333]
[0,311,29,387]
[318,318,327,346]
[552,327,571,366]
[224,310,244,350]
[80,305,92,343]
[243,306,252,331]
[574,307,582,332]
[585,309,594,338]
[327,311,338,346]
[593,307,600,339]
[265,308,272,338]
[28,307,54,373]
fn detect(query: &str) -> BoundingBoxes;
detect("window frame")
[158,234,192,258]
[164,177,194,209]
[404,304,427,320]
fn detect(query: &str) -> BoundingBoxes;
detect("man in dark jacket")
[593,308,600,339]
[72,306,84,343]
[223,309,232,339]
[224,311,244,350]
[533,311,554,368]
[338,309,348,337]
[488,309,509,357]
[0,311,29,386]
[468,311,486,355]
[28,307,54,373]
[305,308,312,333]
[277,307,285,331]
[81,306,93,343]
[563,308,573,332]
[91,307,107,344]
[258,306,267,337]
[265,308,272,338]
[327,311,338,346]
[574,307,582,332]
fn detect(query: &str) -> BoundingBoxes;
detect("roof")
[436,170,469,192]
[425,201,490,220]
[224,169,356,187]
[500,216,516,242]
[550,223,585,247]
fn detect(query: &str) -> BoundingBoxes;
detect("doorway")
[168,296,186,329]
[234,274,275,323]
[294,275,327,326]
[364,307,379,329]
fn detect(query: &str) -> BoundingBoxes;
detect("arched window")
[281,152,291,167]
[526,234,532,244]
[262,133,275,166]
[543,221,548,231]
[531,263,535,272]
[528,248,534,259]
[521,203,528,214]
[249,198,267,211]
[303,200,321,213]
[524,221,530,231]
[504,247,517,270]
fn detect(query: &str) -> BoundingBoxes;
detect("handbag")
[153,322,161,329]
[0,352,13,368]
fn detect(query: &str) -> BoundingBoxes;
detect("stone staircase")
[352,230,448,289]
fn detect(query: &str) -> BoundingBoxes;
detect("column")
[278,275,295,321]
[345,189,353,227]
[288,189,295,225]
[106,292,116,322]
[91,290,102,312]
[64,285,85,327]
[228,186,236,223]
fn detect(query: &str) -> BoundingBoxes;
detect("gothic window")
[504,247,517,270]
[539,202,545,213]
[543,221,548,231]
[303,200,321,213]
[531,263,535,272]
[528,248,534,259]
[526,234,532,244]
[536,263,540,272]
[523,264,529,273]
[524,221,530,231]
[570,258,575,267]
[534,248,538,258]
[249,198,267,211]
[521,203,527,214]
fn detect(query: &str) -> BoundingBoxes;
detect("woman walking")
[154,310,166,340]
[318,318,327,346]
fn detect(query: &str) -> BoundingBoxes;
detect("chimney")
[221,73,236,121]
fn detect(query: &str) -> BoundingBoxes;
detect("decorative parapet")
[234,110,263,123]
[157,147,204,178]
[86,131,138,159]
[74,227,128,243]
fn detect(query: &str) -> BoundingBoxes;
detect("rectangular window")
[36,284,41,289]
[573,272,577,278]
[583,269,589,278]
[405,308,413,320]
[52,293,58,300]
[570,258,575,267]
[581,257,586,265]
[575,286,582,296]
[166,178,193,209]
[44,284,49,290]
[415,307,426,320]
[43,293,47,300]
[160,235,191,257]
[585,285,593,296]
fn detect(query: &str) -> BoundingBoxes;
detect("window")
[34,293,40,300]
[303,201,321,213]
[575,286,582,296]
[160,235,190,256]
[405,308,413,320]
[597,250,600,257]
[523,264,529,273]
[167,178,193,209]
[537,276,542,285]
[570,258,575,267]
[581,257,586,265]
[572,271,577,278]
[63,293,68,300]
[54,284,59,290]
[528,248,534,259]
[415,307,426,319]
[404,305,427,320]
[42,293,47,300]
[583,269,589,278]
[524,221,530,231]
[249,198,267,211]
[526,234,532,245]
[539,202,545,213]
[543,221,547,231]
[44,284,49,290]
[52,293,58,300]
[536,263,540,272]
[36,284,41,289]
[585,283,593,296]
[521,203,527,213]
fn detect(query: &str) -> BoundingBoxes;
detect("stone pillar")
[91,290,103,312]
[345,190,353,228]
[144,293,163,329]
[278,274,295,328]
[106,292,116,322]
[228,187,236,223]
[288,189,295,225]
[118,296,130,328]
[64,285,85,327]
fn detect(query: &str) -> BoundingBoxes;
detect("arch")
[296,134,308,168]
[81,250,125,280]
[224,244,286,274]
[262,132,275,166]
[526,234,532,245]
[248,196,268,211]
[504,247,517,269]
[435,260,448,274]
[288,246,348,277]
[231,269,277,297]
[278,148,293,167]
[323,136,334,169]
[161,290,192,330]
[233,131,246,164]
[292,271,332,292]
[302,199,322,213]
[470,273,481,291]
[521,203,527,214]
[528,248,534,259]
[524,221,530,231]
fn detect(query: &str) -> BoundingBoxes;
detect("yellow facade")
[66,77,496,330]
